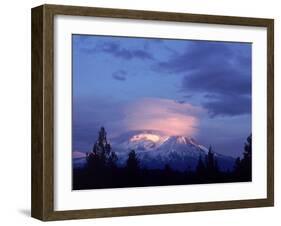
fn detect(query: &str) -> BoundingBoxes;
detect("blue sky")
[72,34,252,157]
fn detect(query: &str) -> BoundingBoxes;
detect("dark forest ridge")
[73,127,252,190]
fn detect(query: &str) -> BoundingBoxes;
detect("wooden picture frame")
[31,4,274,221]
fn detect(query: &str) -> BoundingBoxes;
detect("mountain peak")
[174,136,189,144]
[111,130,226,171]
[119,131,169,151]
[130,133,162,143]
[74,130,235,172]
[113,130,207,154]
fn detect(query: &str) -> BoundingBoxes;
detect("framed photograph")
[31,4,274,221]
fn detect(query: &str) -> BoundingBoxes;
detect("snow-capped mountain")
[112,130,235,171]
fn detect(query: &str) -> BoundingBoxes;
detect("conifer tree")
[108,151,118,169]
[206,146,215,172]
[233,135,252,181]
[234,157,241,176]
[126,150,139,172]
[87,127,112,171]
[204,146,221,180]
[240,135,252,180]
[196,155,206,177]
[126,150,140,185]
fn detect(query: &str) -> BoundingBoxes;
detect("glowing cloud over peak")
[123,98,203,136]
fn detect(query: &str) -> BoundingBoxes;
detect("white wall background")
[0,0,279,225]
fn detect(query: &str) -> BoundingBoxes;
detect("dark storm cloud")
[112,70,127,81]
[202,94,251,117]
[181,67,251,96]
[155,41,251,73]
[82,41,154,60]
[154,41,252,117]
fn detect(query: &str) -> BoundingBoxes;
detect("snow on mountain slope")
[111,130,234,171]
[115,131,169,151]
[73,151,86,159]
[72,130,235,172]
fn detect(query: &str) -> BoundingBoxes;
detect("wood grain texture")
[31,4,274,221]
[31,5,44,220]
[267,19,274,206]
[31,5,55,220]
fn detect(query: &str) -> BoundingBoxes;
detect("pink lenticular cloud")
[123,98,204,136]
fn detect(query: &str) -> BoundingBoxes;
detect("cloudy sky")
[72,34,252,157]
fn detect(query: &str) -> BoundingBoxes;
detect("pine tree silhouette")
[204,146,220,181]
[233,135,252,181]
[87,127,114,172]
[233,157,241,176]
[240,135,252,180]
[126,150,139,172]
[206,146,215,171]
[196,155,206,178]
[108,151,118,169]
[126,150,140,185]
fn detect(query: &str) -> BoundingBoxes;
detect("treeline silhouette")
[73,127,252,190]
